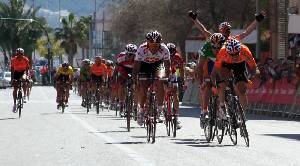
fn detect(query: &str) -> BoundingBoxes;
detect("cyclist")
[10,48,30,113]
[80,59,91,107]
[115,44,137,115]
[166,43,185,129]
[54,62,74,108]
[133,30,171,126]
[212,38,260,119]
[105,60,114,105]
[196,33,226,127]
[188,10,265,40]
[90,55,107,105]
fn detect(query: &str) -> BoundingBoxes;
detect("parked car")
[0,71,11,89]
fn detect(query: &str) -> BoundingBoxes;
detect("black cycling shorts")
[139,60,164,78]
[57,74,70,82]
[222,61,248,83]
[13,71,25,80]
[91,74,103,83]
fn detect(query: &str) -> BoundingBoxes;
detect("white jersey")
[135,42,170,63]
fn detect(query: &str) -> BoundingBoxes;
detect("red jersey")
[116,52,134,68]
[11,56,30,72]
[171,53,184,74]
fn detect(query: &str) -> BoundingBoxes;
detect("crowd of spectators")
[256,56,300,89]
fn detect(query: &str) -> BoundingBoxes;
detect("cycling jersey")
[198,41,216,61]
[56,66,74,76]
[214,44,256,70]
[116,52,134,68]
[80,65,91,81]
[135,42,170,63]
[171,53,184,75]
[107,66,114,78]
[11,56,30,72]
[90,63,107,76]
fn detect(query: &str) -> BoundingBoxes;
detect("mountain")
[28,0,111,27]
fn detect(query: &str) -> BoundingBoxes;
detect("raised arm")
[238,12,265,40]
[188,11,212,40]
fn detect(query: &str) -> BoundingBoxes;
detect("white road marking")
[70,114,155,166]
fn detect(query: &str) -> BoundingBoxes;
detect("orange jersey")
[90,63,107,76]
[214,44,256,69]
[107,66,114,77]
[11,56,30,72]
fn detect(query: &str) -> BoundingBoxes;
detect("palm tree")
[0,0,46,60]
[75,15,91,59]
[55,13,79,66]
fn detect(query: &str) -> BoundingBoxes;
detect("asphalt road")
[0,86,300,166]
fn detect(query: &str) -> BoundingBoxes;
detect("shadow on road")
[105,141,146,145]
[0,117,18,121]
[261,134,300,141]
[131,135,169,139]
[170,138,235,148]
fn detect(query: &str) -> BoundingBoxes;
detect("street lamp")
[0,17,53,83]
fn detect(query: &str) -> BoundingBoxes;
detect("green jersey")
[198,41,216,61]
[80,65,91,81]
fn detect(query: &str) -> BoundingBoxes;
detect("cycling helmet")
[16,48,24,54]
[226,38,241,55]
[219,22,231,31]
[125,44,137,54]
[146,30,162,43]
[210,33,225,46]
[95,55,102,59]
[167,43,176,55]
[62,62,69,68]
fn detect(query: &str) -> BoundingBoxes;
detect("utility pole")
[32,0,36,64]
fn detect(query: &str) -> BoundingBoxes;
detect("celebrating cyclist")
[10,48,30,113]
[196,33,226,127]
[188,10,265,40]
[212,38,260,119]
[166,43,185,129]
[54,62,74,108]
[133,30,171,126]
[115,44,137,115]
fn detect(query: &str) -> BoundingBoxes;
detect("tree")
[36,37,64,59]
[75,15,92,59]
[55,13,79,66]
[0,0,46,60]
[109,0,256,56]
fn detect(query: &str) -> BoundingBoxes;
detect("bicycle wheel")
[146,117,151,143]
[204,120,213,142]
[228,123,237,145]
[208,96,218,142]
[152,119,156,143]
[18,101,22,118]
[215,120,225,144]
[236,101,249,147]
[86,91,90,114]
[95,91,100,114]
[172,115,177,138]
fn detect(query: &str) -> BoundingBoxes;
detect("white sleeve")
[135,47,143,61]
[162,45,170,60]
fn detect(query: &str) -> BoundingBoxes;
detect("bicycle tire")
[204,121,213,142]
[215,120,225,144]
[86,90,90,114]
[146,118,151,143]
[18,103,22,118]
[152,119,156,143]
[228,123,237,145]
[236,100,250,147]
[172,116,177,138]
